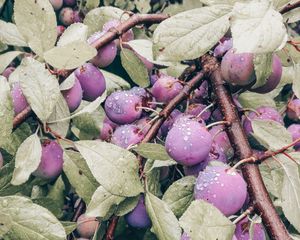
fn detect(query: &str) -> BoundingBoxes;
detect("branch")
[13,106,32,129]
[105,216,119,240]
[280,1,300,14]
[202,54,291,240]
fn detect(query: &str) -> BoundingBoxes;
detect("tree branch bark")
[280,1,300,15]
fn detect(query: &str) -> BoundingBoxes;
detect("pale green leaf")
[0,51,23,74]
[0,20,27,47]
[102,70,131,95]
[200,0,246,5]
[59,73,76,91]
[292,64,300,99]
[163,0,203,16]
[238,91,276,109]
[115,196,139,216]
[60,221,77,235]
[57,23,88,47]
[252,53,273,89]
[148,160,177,172]
[144,160,162,197]
[0,0,5,8]
[85,0,100,12]
[133,143,171,161]
[283,8,300,23]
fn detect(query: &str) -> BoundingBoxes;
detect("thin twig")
[280,1,300,14]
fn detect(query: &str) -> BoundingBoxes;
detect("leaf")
[148,160,177,172]
[11,133,42,185]
[60,221,77,235]
[86,186,125,219]
[115,195,140,216]
[59,73,76,91]
[18,57,60,122]
[292,64,300,99]
[153,5,231,62]
[84,6,125,36]
[14,0,57,57]
[251,120,292,150]
[144,160,162,197]
[47,176,65,208]
[133,143,171,161]
[231,0,287,54]
[85,0,100,12]
[163,0,203,16]
[162,176,195,217]
[0,20,27,47]
[47,93,71,138]
[0,51,23,75]
[238,91,276,109]
[120,48,150,87]
[63,150,99,204]
[179,200,235,240]
[57,23,88,47]
[0,77,13,148]
[199,0,243,5]
[102,70,131,95]
[252,53,273,89]
[0,0,5,8]
[75,141,143,197]
[44,41,97,70]
[32,197,63,219]
[145,192,181,240]
[273,0,292,9]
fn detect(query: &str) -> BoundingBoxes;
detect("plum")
[0,152,3,168]
[212,108,223,121]
[183,160,208,177]
[76,214,99,238]
[73,10,83,23]
[186,103,211,121]
[99,123,113,142]
[135,117,152,135]
[111,124,144,149]
[32,140,63,180]
[49,0,63,10]
[74,63,106,101]
[125,195,151,228]
[214,38,233,58]
[11,82,29,116]
[181,232,191,240]
[165,117,212,166]
[87,31,117,68]
[235,217,265,240]
[1,66,15,78]
[287,124,300,149]
[221,49,255,86]
[287,99,300,121]
[150,74,159,86]
[63,0,76,6]
[56,25,65,38]
[194,165,247,216]
[59,7,74,26]
[61,77,82,112]
[251,55,282,93]
[160,109,182,137]
[243,106,284,135]
[104,90,142,124]
[207,143,228,164]
[103,19,134,43]
[151,75,183,103]
[192,80,209,103]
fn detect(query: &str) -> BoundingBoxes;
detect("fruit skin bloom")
[61,77,82,112]
[287,98,300,121]
[194,166,247,216]
[11,82,29,116]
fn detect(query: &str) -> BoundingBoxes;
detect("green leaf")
[199,0,242,5]
[115,195,139,216]
[0,0,5,8]
[0,76,13,147]
[163,0,203,16]
[179,200,235,240]
[238,91,276,109]
[102,70,131,95]
[11,133,42,186]
[162,176,195,217]
[75,141,143,197]
[57,23,88,47]
[84,7,125,36]
[120,48,150,87]
[292,64,300,99]
[86,186,125,219]
[59,73,76,91]
[44,41,97,70]
[14,0,57,57]
[133,143,171,161]
[153,5,231,62]
[251,120,292,150]
[144,160,162,197]
[85,0,100,12]
[252,53,273,89]
[135,0,151,13]
[0,51,23,78]
[0,195,66,240]
[145,192,181,240]
[18,57,60,122]
[60,221,77,235]
[63,150,99,204]
[0,20,27,47]
[48,176,65,207]
[32,197,63,219]
[231,0,287,54]
[148,160,177,172]
[283,7,300,23]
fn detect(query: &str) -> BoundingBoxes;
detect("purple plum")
[59,7,74,26]
[73,10,83,23]
[76,214,99,238]
[181,232,191,240]
[11,82,29,116]
[61,77,82,112]
[214,38,233,58]
[99,123,113,142]
[103,19,134,43]
[287,124,300,149]
[63,0,76,6]
[56,25,65,38]
[287,99,300,121]
[194,165,247,216]
[183,160,209,177]
[192,80,209,103]
[111,124,144,149]
[160,109,182,137]
[235,217,265,240]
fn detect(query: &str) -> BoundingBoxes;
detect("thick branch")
[280,1,300,14]
[203,55,291,240]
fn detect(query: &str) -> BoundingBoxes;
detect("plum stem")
[232,206,255,225]
[196,102,214,119]
[206,120,231,129]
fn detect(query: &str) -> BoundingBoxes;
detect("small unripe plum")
[56,25,65,38]
[76,214,99,238]
[214,38,233,58]
[1,67,15,78]
[181,232,191,240]
[111,124,144,149]
[63,0,76,6]
[49,0,63,10]
[61,77,82,112]
[32,140,63,180]
[243,106,284,136]
[0,152,3,168]
[186,103,211,121]
[165,118,212,166]
[221,49,255,86]
[74,63,106,101]
[104,91,142,124]
[125,195,151,228]
[11,82,29,116]
[59,7,74,26]
[251,55,282,93]
[194,165,247,216]
[73,10,83,23]
[287,99,300,121]
[235,217,265,240]
[87,31,117,68]
[184,160,208,177]
[103,19,134,43]
[287,124,300,149]
[151,75,183,103]
[160,109,182,137]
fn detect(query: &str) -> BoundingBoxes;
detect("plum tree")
[61,77,82,112]
[287,124,300,149]
[287,98,300,121]
[125,195,151,228]
[87,31,117,68]
[234,217,265,240]
[74,63,106,101]
[103,19,134,43]
[11,82,29,116]
[59,7,74,26]
[49,0,63,10]
[32,140,63,180]
[104,90,143,124]
[165,117,212,166]
[194,165,247,216]
[243,106,284,135]
[76,214,99,238]
[1,66,15,78]
[111,124,144,148]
